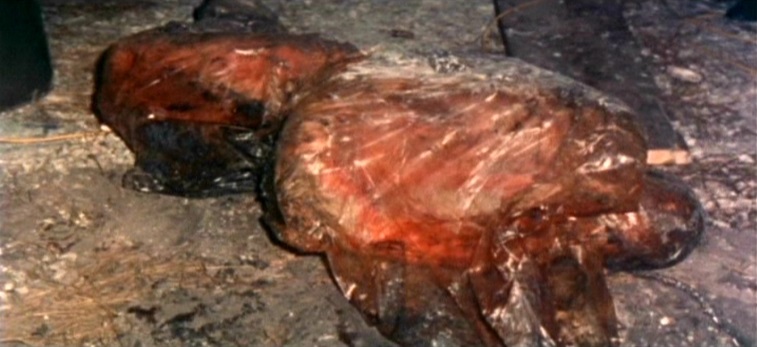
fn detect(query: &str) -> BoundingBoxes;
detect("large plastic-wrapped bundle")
[271,62,702,346]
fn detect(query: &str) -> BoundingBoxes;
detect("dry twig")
[479,0,545,53]
[0,129,110,145]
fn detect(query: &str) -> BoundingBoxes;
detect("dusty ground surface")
[0,0,754,346]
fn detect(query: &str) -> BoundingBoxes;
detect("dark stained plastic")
[93,31,704,347]
[93,29,360,196]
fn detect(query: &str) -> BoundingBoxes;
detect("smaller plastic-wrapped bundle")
[93,28,360,195]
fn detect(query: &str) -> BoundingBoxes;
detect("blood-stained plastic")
[93,27,361,195]
[93,30,704,347]
[270,64,703,346]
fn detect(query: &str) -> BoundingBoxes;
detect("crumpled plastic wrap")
[93,27,360,195]
[271,64,703,346]
[93,30,704,347]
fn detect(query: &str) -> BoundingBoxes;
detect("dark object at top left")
[0,0,53,111]
[726,0,757,21]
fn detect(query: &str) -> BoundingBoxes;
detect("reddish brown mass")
[273,67,702,346]
[93,30,704,347]
[92,29,361,195]
[276,72,647,261]
[95,30,361,145]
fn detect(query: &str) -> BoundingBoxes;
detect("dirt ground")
[0,0,754,346]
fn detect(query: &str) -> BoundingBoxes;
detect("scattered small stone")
[388,28,414,39]
[660,316,673,326]
[427,50,468,73]
[738,154,754,164]
[3,282,14,292]
[712,219,731,229]
[60,252,78,262]
[667,66,703,83]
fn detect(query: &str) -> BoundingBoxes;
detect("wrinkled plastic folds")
[93,30,704,347]
[93,28,360,195]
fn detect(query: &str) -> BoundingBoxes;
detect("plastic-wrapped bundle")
[93,28,360,195]
[270,63,703,346]
[93,30,703,347]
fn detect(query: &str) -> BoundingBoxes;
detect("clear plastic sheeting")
[93,28,360,196]
[93,30,704,347]
[273,63,703,346]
